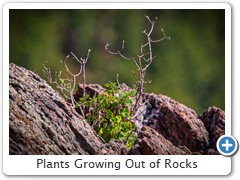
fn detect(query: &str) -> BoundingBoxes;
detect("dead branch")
[43,49,91,110]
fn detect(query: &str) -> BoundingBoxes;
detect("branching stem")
[43,49,91,110]
[105,15,170,114]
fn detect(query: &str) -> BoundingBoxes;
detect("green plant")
[76,82,137,149]
[43,15,170,150]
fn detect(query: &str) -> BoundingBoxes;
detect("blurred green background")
[9,9,225,114]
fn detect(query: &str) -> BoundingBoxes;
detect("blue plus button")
[217,135,238,156]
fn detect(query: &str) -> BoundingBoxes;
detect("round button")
[217,135,238,156]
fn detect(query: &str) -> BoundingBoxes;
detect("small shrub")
[43,15,170,150]
[76,82,137,149]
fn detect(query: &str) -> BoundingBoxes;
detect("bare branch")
[43,50,91,109]
[131,101,148,119]
[152,29,171,43]
[116,74,120,87]
[144,15,158,36]
[86,49,91,62]
[121,40,125,51]
[131,70,138,84]
[143,79,152,84]
[142,60,152,71]
[132,58,140,70]
[70,52,81,64]
[79,49,91,64]
[145,15,157,24]
[161,28,171,40]
[105,40,134,61]
[63,54,82,77]
[117,50,133,60]
[105,42,119,55]
[70,50,91,98]
[148,20,155,36]
[143,57,150,62]
[105,14,170,118]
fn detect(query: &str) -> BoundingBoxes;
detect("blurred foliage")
[9,9,225,114]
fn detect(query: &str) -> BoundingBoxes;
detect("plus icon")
[221,139,233,152]
[217,135,238,156]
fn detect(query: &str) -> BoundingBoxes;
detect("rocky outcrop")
[199,106,225,154]
[74,83,104,101]
[143,94,209,154]
[9,63,225,155]
[134,125,192,155]
[9,63,114,155]
[75,85,225,155]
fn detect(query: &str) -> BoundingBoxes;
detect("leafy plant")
[77,82,137,149]
[43,15,170,150]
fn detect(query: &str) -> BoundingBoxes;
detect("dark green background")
[9,9,225,114]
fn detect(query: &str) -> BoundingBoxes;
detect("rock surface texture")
[9,63,225,155]
[143,94,210,154]
[9,63,114,155]
[198,106,225,154]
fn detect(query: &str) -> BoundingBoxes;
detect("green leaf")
[75,103,80,108]
[98,128,103,135]
[120,122,127,130]
[124,99,132,104]
[119,108,130,118]
[83,94,90,100]
[86,116,94,124]
[113,86,118,93]
[128,90,137,96]
[119,92,127,98]
[114,132,125,140]
[106,109,113,119]
[126,138,136,150]
[97,94,103,101]
[104,83,110,88]
[116,115,122,123]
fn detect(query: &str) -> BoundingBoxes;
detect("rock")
[199,106,225,154]
[130,101,146,132]
[106,140,128,155]
[9,63,225,155]
[74,83,104,101]
[133,126,191,155]
[9,63,114,155]
[75,84,224,155]
[128,142,142,155]
[144,93,209,154]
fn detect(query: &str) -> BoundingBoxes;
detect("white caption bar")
[3,155,231,175]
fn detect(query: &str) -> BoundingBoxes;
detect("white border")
[2,2,231,176]
[3,2,231,10]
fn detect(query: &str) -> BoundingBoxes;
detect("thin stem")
[43,50,91,109]
[105,41,134,61]
[105,15,170,119]
[82,63,86,97]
